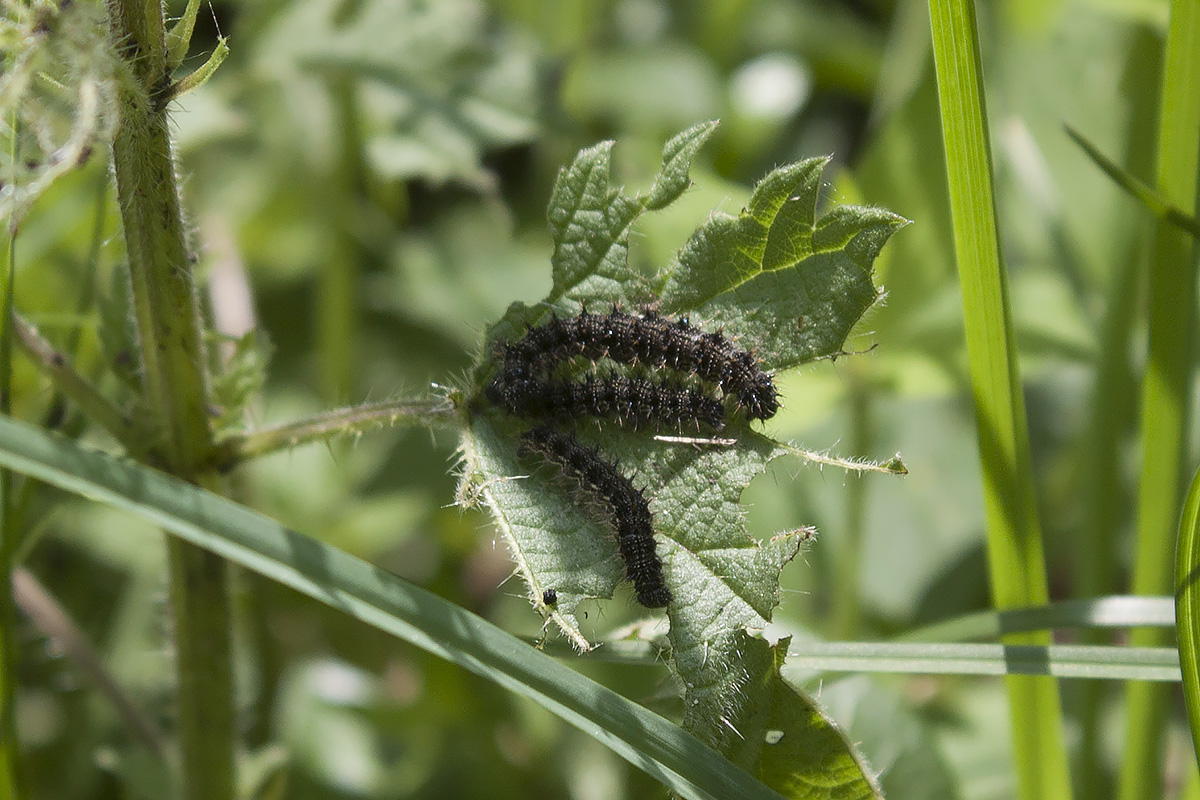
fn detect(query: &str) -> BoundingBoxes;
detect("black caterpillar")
[520,426,670,608]
[495,309,779,421]
[488,373,727,431]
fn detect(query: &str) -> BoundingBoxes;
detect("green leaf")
[543,120,720,306]
[463,417,808,658]
[256,0,539,189]
[0,415,785,800]
[726,636,882,800]
[208,329,273,437]
[171,38,230,100]
[462,125,902,790]
[818,676,962,800]
[465,415,811,747]
[644,120,720,210]
[165,0,204,70]
[544,140,648,305]
[659,158,909,369]
[549,595,1180,669]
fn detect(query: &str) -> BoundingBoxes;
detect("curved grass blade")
[1177,464,1200,776]
[1064,125,1200,240]
[0,415,783,800]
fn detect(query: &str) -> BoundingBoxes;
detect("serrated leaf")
[726,636,882,800]
[644,120,720,210]
[461,125,900,785]
[659,158,909,369]
[462,419,803,648]
[545,121,719,305]
[816,676,961,800]
[545,140,648,304]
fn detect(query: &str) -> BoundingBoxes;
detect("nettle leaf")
[458,124,902,795]
[544,120,719,306]
[660,157,909,369]
[728,636,882,800]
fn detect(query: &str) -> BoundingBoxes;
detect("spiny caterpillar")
[488,373,727,431]
[519,426,670,608]
[493,309,779,421]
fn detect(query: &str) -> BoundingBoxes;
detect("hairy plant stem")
[212,398,457,469]
[104,1,234,797]
[10,312,142,455]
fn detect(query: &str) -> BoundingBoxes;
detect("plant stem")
[12,568,165,758]
[318,80,366,404]
[103,1,235,797]
[211,398,456,470]
[1119,2,1200,798]
[10,312,142,455]
[104,9,209,474]
[927,2,1072,798]
[833,373,871,640]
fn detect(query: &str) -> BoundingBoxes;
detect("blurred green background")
[7,0,1193,797]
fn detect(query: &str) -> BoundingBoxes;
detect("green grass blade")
[1177,465,1200,777]
[1120,2,1200,798]
[786,642,1179,682]
[927,2,1072,798]
[0,415,785,800]
[900,596,1176,643]
[542,595,1179,667]
[1064,124,1200,239]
